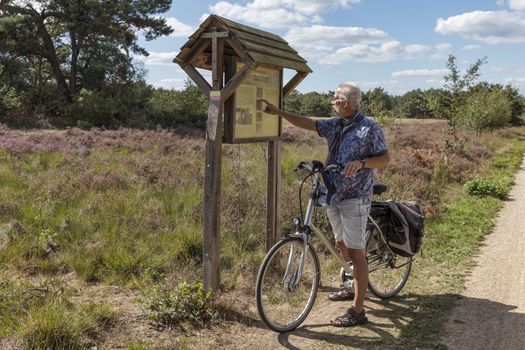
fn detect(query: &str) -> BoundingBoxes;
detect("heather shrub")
[0,124,522,288]
[144,281,215,329]
[464,178,508,199]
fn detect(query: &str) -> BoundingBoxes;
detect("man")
[261,82,391,327]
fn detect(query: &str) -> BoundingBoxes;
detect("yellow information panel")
[234,65,280,140]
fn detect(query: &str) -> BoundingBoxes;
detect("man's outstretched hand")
[260,99,280,115]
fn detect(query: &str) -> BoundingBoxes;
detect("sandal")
[328,289,354,301]
[330,308,368,327]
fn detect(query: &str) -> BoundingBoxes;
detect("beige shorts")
[326,197,371,249]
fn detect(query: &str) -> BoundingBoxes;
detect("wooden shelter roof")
[174,15,312,73]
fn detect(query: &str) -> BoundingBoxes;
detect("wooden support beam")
[283,71,308,97]
[266,70,283,250]
[202,33,225,293]
[180,64,211,97]
[223,56,236,143]
[226,37,253,66]
[220,62,255,103]
[202,31,229,39]
[266,140,281,251]
[184,38,210,67]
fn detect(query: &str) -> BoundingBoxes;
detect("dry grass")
[0,122,524,348]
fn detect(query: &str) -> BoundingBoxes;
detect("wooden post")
[266,68,283,251]
[266,140,281,251]
[202,32,225,292]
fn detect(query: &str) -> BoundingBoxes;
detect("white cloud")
[285,26,450,64]
[435,10,525,44]
[462,44,481,50]
[322,41,404,64]
[391,69,449,78]
[165,17,195,37]
[430,43,452,59]
[207,0,359,28]
[285,25,388,44]
[137,52,179,66]
[403,44,432,58]
[492,66,525,73]
[152,78,186,89]
[425,79,445,85]
[504,76,525,83]
[509,0,525,11]
[504,76,525,92]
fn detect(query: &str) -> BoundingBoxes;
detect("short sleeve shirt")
[315,112,388,202]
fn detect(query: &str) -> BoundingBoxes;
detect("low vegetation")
[0,120,524,347]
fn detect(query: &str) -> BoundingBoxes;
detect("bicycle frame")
[290,171,384,279]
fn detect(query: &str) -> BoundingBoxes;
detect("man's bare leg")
[336,241,368,312]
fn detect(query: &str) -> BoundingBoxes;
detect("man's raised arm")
[261,99,317,131]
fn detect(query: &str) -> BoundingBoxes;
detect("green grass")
[0,126,524,347]
[0,276,115,349]
[394,140,525,348]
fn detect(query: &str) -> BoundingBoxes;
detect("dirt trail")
[441,156,525,350]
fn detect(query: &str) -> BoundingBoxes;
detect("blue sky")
[137,0,525,95]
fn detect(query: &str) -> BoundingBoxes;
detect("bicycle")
[255,160,413,333]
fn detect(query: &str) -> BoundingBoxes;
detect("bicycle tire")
[366,228,412,299]
[256,236,320,332]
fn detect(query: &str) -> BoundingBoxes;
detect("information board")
[233,64,281,140]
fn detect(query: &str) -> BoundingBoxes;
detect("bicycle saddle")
[373,183,387,195]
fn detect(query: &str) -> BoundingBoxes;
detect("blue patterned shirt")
[315,112,388,202]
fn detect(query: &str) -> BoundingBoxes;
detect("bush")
[68,89,119,128]
[143,281,215,329]
[456,86,513,133]
[147,82,208,128]
[464,178,508,199]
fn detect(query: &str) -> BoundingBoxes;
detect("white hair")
[338,82,361,108]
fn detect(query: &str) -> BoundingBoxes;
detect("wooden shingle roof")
[174,15,312,73]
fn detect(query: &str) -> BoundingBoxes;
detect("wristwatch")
[359,159,366,169]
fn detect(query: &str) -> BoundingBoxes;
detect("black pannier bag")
[386,201,425,257]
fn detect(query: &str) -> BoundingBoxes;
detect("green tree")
[0,0,172,125]
[398,89,428,118]
[148,80,208,128]
[299,91,332,116]
[424,88,451,119]
[443,55,487,130]
[283,90,303,114]
[459,84,512,134]
[362,87,395,126]
[501,84,524,125]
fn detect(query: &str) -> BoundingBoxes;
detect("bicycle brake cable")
[298,172,312,224]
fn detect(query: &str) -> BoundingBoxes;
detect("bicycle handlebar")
[294,160,344,174]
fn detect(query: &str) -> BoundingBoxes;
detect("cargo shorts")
[326,197,371,249]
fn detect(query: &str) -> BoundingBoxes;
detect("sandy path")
[441,156,525,349]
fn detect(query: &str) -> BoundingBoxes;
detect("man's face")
[331,89,350,117]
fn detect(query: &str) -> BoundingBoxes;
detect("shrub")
[68,89,119,128]
[464,178,508,199]
[143,281,215,329]
[147,82,208,128]
[457,86,513,133]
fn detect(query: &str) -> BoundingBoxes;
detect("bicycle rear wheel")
[366,228,412,299]
[256,236,320,332]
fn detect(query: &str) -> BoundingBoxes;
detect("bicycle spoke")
[256,238,320,332]
[367,228,412,299]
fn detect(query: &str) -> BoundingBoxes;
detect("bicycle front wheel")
[366,228,412,299]
[256,236,320,332]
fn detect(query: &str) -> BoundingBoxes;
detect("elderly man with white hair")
[262,82,390,327]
